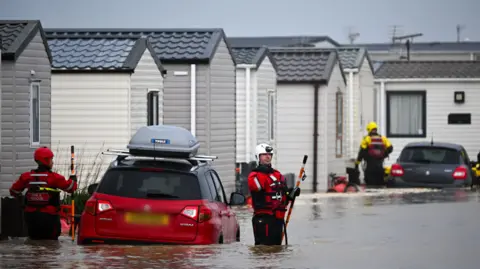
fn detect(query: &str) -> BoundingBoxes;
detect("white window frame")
[386,90,426,138]
[30,82,41,146]
[267,89,275,141]
[147,89,160,126]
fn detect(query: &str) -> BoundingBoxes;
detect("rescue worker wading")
[9,147,78,240]
[355,122,393,187]
[247,143,300,245]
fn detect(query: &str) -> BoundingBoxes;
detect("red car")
[77,156,246,245]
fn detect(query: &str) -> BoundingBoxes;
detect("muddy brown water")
[1,189,479,269]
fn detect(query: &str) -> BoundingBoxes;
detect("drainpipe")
[190,64,196,136]
[380,80,386,135]
[238,64,257,163]
[348,71,354,159]
[252,71,258,149]
[313,83,320,193]
[245,67,252,162]
[323,84,328,192]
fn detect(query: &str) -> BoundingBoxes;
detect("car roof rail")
[102,125,218,167]
[102,149,218,167]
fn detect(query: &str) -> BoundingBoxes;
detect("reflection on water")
[0,189,479,269]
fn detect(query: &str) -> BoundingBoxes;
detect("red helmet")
[34,147,54,166]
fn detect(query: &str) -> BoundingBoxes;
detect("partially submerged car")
[386,141,474,189]
[77,125,247,245]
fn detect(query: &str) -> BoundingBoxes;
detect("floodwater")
[1,189,480,269]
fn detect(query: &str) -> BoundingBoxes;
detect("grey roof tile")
[374,61,480,79]
[47,37,165,72]
[48,38,136,70]
[269,48,340,83]
[228,36,340,48]
[45,28,235,64]
[0,20,52,63]
[230,46,276,69]
[336,47,375,73]
[337,47,363,69]
[0,22,28,51]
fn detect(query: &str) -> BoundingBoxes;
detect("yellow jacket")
[356,134,393,165]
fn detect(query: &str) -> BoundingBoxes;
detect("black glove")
[354,163,359,171]
[287,187,301,200]
[69,175,77,182]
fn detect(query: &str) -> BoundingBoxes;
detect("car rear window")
[399,146,461,164]
[96,168,202,200]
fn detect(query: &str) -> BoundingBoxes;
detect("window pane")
[399,147,460,165]
[389,94,424,135]
[32,84,40,143]
[210,171,226,203]
[336,92,343,156]
[147,91,159,126]
[96,169,202,200]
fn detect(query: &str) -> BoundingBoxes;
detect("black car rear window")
[399,146,461,164]
[96,168,202,200]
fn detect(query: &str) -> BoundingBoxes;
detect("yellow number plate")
[124,212,169,226]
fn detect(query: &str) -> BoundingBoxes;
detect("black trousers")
[252,214,285,245]
[364,163,385,187]
[24,211,61,240]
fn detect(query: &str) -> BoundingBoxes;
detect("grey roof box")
[127,125,200,158]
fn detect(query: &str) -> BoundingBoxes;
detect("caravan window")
[386,91,426,138]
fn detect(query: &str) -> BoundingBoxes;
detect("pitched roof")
[353,42,480,52]
[47,37,165,73]
[0,20,52,63]
[336,47,373,72]
[45,28,236,64]
[230,46,276,70]
[268,48,345,84]
[374,61,480,79]
[228,35,340,48]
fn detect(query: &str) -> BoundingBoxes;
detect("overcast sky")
[1,0,478,44]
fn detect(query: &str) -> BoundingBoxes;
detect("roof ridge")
[45,28,224,33]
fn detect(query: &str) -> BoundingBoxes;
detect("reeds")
[52,141,111,213]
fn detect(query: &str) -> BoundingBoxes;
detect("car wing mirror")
[229,192,246,206]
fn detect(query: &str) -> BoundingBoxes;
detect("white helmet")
[255,143,274,163]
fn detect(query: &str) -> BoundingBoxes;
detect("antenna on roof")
[347,26,360,44]
[456,24,466,43]
[393,32,423,61]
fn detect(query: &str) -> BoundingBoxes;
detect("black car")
[386,141,474,189]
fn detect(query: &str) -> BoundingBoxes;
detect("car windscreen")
[398,146,461,164]
[96,168,202,200]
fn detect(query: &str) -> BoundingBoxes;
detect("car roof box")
[127,125,200,158]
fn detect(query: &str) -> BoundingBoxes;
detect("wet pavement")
[1,188,479,269]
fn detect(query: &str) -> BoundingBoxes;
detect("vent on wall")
[448,113,471,124]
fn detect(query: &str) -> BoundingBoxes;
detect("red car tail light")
[181,206,199,221]
[198,205,212,223]
[391,163,404,177]
[181,205,212,222]
[84,199,114,216]
[453,166,467,180]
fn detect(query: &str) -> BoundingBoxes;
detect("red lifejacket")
[24,171,61,209]
[248,170,288,219]
[368,135,386,159]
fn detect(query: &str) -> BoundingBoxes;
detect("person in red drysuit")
[247,143,300,245]
[9,147,78,240]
